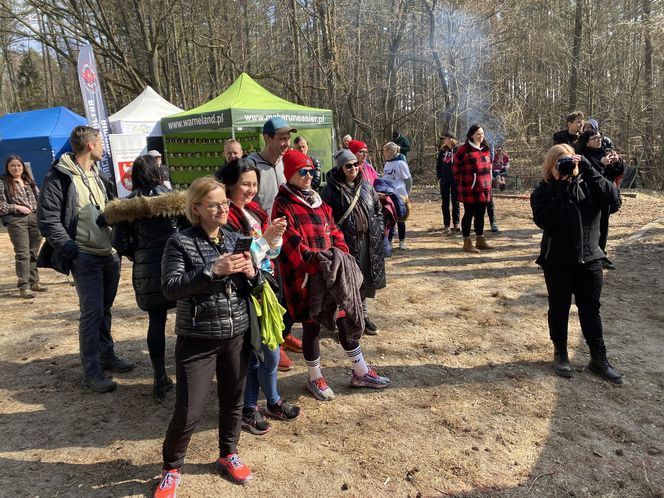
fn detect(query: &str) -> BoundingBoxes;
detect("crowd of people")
[0,111,627,496]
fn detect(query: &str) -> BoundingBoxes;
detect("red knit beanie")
[348,140,368,154]
[282,149,313,181]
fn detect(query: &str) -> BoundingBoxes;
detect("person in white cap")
[148,150,171,188]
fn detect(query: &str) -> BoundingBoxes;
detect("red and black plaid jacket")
[453,142,493,203]
[271,184,348,322]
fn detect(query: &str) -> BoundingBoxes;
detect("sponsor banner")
[108,134,148,198]
[232,109,333,128]
[77,44,115,181]
[162,109,232,133]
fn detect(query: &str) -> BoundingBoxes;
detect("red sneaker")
[278,346,294,372]
[154,469,181,498]
[217,453,253,484]
[282,334,303,353]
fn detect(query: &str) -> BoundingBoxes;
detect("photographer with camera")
[575,130,625,269]
[530,144,623,384]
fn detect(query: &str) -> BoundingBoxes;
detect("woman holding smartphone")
[154,176,262,497]
[218,159,301,436]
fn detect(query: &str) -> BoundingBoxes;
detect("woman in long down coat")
[321,149,386,335]
[272,149,390,402]
[104,155,187,399]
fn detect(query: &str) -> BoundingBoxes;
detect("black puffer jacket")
[104,187,187,312]
[161,225,263,342]
[576,147,625,182]
[321,169,386,292]
[530,160,621,267]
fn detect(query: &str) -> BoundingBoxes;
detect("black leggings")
[147,308,168,362]
[461,202,487,237]
[302,317,359,361]
[439,179,460,227]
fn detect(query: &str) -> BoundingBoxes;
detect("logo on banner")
[118,161,134,192]
[80,64,98,92]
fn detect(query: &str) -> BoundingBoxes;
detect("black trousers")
[439,179,460,227]
[162,333,249,469]
[487,198,496,224]
[599,205,610,253]
[302,317,360,361]
[461,202,487,237]
[543,260,605,350]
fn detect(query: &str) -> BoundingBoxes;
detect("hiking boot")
[278,347,294,372]
[491,222,499,233]
[154,376,174,400]
[217,454,252,484]
[282,334,303,353]
[241,407,271,435]
[399,240,407,250]
[305,376,335,401]
[154,469,181,498]
[30,283,48,292]
[364,316,379,335]
[100,355,135,373]
[602,258,615,270]
[475,235,493,250]
[264,399,301,421]
[463,237,480,253]
[350,369,390,389]
[19,288,35,299]
[83,374,117,393]
[588,356,623,384]
[553,345,573,378]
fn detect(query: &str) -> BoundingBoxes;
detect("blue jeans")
[70,252,121,377]
[244,342,280,407]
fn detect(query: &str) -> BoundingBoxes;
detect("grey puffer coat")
[321,169,386,294]
[161,225,263,343]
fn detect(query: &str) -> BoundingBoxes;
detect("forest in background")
[0,0,663,186]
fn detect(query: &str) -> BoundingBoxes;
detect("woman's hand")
[15,205,31,215]
[264,216,287,242]
[235,252,256,278]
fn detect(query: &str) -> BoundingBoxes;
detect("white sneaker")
[399,240,407,250]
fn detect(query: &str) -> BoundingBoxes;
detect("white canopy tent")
[109,86,183,136]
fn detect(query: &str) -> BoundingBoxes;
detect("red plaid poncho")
[271,184,349,322]
[453,142,493,203]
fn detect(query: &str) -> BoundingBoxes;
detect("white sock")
[345,345,369,376]
[305,357,322,381]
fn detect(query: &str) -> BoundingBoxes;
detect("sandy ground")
[0,185,663,498]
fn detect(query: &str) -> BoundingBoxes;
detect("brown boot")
[463,237,480,253]
[475,235,492,250]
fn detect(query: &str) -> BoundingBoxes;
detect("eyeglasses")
[589,136,601,141]
[197,200,231,212]
[298,168,315,177]
[344,162,359,170]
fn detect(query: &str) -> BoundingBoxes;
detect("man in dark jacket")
[552,111,585,146]
[37,126,134,393]
[392,130,411,159]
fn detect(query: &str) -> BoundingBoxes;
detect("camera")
[556,156,576,176]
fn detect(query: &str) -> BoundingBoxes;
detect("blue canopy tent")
[0,107,87,187]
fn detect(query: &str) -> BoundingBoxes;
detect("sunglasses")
[344,162,359,170]
[298,168,315,177]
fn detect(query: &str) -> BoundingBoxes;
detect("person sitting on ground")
[154,177,263,497]
[0,155,46,299]
[530,144,623,384]
[272,149,390,401]
[492,145,510,191]
[104,154,187,400]
[218,159,301,436]
[321,149,386,336]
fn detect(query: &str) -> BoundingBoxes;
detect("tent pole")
[231,127,235,139]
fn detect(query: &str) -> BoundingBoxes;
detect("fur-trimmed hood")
[104,190,187,224]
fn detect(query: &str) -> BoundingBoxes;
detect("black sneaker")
[100,355,135,373]
[241,407,271,435]
[265,399,301,421]
[83,374,117,393]
[364,317,379,335]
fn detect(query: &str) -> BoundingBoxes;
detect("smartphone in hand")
[233,235,253,254]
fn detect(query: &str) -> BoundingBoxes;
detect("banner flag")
[108,134,148,198]
[77,44,114,181]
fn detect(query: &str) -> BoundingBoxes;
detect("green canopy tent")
[161,73,334,186]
